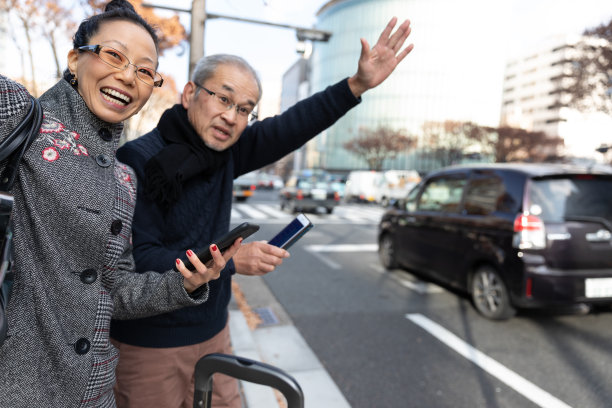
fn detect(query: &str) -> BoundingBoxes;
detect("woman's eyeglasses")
[78,45,164,88]
[193,82,258,122]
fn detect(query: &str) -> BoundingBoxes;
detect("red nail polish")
[211,245,218,252]
[176,259,180,265]
[187,249,194,257]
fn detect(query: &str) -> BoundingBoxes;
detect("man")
[111,17,413,408]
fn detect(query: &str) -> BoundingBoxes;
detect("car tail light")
[513,213,546,249]
[296,189,304,200]
[334,191,340,201]
[250,184,256,191]
[525,277,533,298]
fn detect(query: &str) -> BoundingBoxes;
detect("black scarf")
[144,104,229,209]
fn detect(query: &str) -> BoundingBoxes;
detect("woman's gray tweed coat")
[0,75,209,407]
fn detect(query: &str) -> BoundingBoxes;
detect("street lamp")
[142,2,332,78]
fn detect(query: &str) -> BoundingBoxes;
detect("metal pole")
[189,0,206,80]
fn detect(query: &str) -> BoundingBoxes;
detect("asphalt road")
[233,189,612,408]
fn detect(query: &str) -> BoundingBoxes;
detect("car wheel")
[471,266,516,320]
[325,207,334,214]
[378,234,398,269]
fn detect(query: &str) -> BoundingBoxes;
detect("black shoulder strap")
[0,96,42,191]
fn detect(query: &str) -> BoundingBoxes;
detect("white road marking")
[304,244,377,269]
[370,264,444,294]
[305,244,378,252]
[234,203,268,219]
[254,204,291,219]
[406,313,573,408]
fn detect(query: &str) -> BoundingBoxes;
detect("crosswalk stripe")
[230,203,385,224]
[233,203,268,219]
[253,204,291,219]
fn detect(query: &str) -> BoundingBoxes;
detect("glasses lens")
[98,46,127,69]
[135,68,158,87]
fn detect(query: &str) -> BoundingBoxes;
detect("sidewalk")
[229,274,351,408]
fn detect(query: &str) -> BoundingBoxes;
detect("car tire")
[325,207,334,214]
[470,266,516,320]
[378,234,398,270]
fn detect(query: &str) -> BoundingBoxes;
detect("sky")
[2,0,612,116]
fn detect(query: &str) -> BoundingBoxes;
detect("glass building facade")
[306,0,506,173]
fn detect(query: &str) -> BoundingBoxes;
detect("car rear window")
[527,176,612,223]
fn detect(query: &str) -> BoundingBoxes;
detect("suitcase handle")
[193,353,304,408]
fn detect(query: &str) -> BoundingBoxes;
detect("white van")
[344,171,383,203]
[372,170,421,206]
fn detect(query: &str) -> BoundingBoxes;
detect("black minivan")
[378,163,612,320]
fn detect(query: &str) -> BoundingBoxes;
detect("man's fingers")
[396,43,415,64]
[387,20,411,53]
[376,16,397,46]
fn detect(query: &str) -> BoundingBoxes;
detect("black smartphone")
[183,222,260,271]
[268,213,313,250]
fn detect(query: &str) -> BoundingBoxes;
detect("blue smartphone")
[268,213,313,250]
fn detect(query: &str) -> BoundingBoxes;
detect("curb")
[229,274,350,408]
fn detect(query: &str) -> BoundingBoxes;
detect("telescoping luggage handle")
[193,353,304,408]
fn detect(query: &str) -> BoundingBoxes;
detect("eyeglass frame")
[77,44,164,88]
[193,81,258,122]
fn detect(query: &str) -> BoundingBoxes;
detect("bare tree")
[420,121,489,167]
[559,18,612,115]
[0,0,40,95]
[343,126,416,171]
[41,0,76,79]
[485,126,565,163]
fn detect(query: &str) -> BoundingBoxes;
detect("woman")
[0,1,238,406]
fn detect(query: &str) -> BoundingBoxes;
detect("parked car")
[280,170,340,214]
[233,172,258,202]
[256,173,284,190]
[378,163,612,320]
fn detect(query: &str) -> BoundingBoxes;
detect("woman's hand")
[176,238,243,293]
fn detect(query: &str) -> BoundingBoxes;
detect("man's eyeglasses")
[77,45,164,88]
[193,82,258,122]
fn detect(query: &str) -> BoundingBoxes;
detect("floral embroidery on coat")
[115,163,136,201]
[39,115,88,160]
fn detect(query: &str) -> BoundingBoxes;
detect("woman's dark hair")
[63,0,159,82]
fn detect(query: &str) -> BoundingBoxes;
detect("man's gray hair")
[191,54,262,102]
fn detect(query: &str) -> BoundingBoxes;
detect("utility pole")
[142,2,331,80]
[189,0,206,79]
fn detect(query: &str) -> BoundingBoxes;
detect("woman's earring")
[69,73,78,86]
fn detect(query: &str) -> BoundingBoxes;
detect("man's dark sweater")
[110,78,360,347]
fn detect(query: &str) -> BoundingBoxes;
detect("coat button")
[98,128,112,141]
[80,269,97,284]
[74,338,91,355]
[96,154,111,168]
[110,220,123,235]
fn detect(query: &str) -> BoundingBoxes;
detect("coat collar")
[38,79,124,145]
